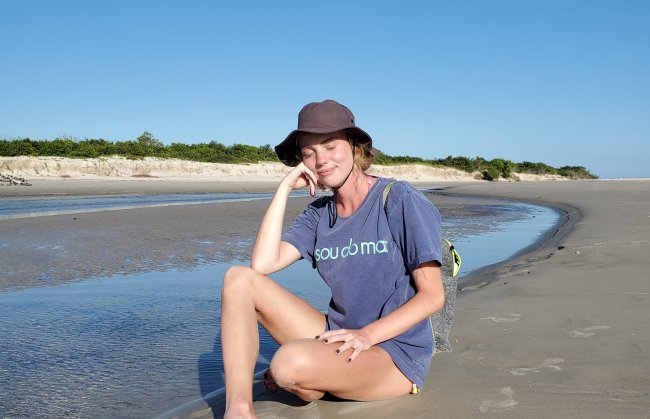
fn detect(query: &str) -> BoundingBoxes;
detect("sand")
[162,180,650,418]
[3,176,649,418]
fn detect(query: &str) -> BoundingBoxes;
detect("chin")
[318,178,338,190]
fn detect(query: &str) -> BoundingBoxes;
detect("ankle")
[224,399,256,419]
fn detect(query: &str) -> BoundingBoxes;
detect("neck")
[335,169,370,217]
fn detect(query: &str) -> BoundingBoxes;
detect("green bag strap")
[382,181,461,277]
[382,181,397,209]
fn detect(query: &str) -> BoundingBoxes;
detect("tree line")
[0,133,597,180]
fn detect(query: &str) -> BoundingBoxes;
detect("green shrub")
[0,135,596,179]
[0,138,36,156]
[558,166,598,179]
[482,167,501,181]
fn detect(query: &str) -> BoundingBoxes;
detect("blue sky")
[1,1,648,179]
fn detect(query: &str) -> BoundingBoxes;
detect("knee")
[221,265,256,299]
[270,341,319,400]
[269,343,301,390]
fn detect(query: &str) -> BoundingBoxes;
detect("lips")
[317,167,334,177]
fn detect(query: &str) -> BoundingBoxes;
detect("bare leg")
[221,266,326,419]
[270,339,413,402]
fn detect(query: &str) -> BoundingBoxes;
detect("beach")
[168,179,649,418]
[2,176,649,418]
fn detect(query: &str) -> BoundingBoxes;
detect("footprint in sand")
[510,358,564,376]
[479,387,518,413]
[480,313,522,323]
[568,326,610,337]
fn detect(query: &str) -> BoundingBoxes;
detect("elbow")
[250,258,280,276]
[430,292,445,315]
[250,260,270,276]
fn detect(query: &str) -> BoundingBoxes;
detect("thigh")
[272,338,413,401]
[244,267,326,345]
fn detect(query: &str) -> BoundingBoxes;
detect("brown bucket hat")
[275,99,378,166]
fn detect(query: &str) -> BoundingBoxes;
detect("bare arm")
[250,162,319,275]
[362,261,444,343]
[318,261,445,361]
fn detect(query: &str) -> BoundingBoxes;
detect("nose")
[315,150,328,166]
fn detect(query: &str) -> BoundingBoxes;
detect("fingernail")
[347,358,351,363]
[335,349,340,354]
[315,335,320,339]
[323,339,328,343]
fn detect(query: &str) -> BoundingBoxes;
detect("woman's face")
[298,130,354,188]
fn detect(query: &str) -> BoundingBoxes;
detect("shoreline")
[174,179,650,418]
[430,188,582,291]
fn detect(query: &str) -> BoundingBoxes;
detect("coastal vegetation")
[0,133,597,180]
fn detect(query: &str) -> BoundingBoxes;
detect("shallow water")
[0,201,559,418]
[0,191,309,219]
[445,202,559,274]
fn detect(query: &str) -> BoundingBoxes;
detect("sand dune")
[0,156,565,183]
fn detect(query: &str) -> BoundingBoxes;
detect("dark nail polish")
[323,339,328,343]
[315,335,320,339]
[335,349,340,354]
[347,358,351,363]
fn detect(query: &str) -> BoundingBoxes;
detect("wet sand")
[0,177,281,197]
[0,179,508,292]
[169,180,650,418]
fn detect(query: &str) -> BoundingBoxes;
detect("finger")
[316,329,348,342]
[296,166,317,197]
[320,334,349,345]
[334,341,353,355]
[309,180,315,197]
[298,173,314,196]
[320,329,350,337]
[317,329,348,338]
[299,164,317,184]
[347,349,360,363]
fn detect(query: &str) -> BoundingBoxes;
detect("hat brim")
[275,126,376,167]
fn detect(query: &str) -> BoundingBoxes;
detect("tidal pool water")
[0,201,560,418]
[0,191,311,220]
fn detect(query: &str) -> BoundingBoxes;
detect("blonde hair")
[347,131,374,172]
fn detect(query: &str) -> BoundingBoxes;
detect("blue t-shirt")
[282,177,442,387]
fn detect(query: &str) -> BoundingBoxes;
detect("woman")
[221,99,444,418]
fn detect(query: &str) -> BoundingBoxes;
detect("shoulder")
[386,179,419,196]
[382,178,439,216]
[381,178,427,204]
